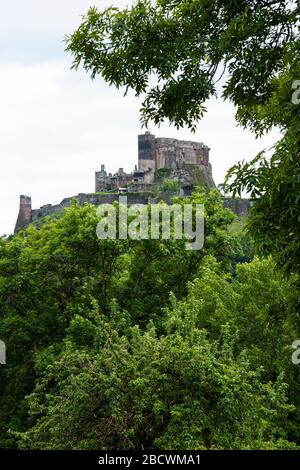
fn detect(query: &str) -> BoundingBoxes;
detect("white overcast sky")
[0,0,280,235]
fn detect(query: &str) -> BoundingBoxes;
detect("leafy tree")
[0,193,251,447]
[223,75,300,274]
[0,203,128,447]
[65,0,298,131]
[164,255,300,443]
[2,220,298,450]
[0,193,296,451]
[14,307,295,450]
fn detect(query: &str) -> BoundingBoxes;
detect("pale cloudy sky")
[0,0,280,235]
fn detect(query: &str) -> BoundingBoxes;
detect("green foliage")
[154,168,172,182]
[0,192,299,450]
[224,128,300,274]
[65,1,298,131]
[0,193,250,447]
[227,216,247,234]
[158,178,180,193]
[12,256,298,450]
[14,314,294,450]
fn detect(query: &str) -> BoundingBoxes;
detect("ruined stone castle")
[14,132,250,233]
[95,132,214,192]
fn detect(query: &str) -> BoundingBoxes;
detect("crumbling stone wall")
[15,192,252,233]
[14,195,32,233]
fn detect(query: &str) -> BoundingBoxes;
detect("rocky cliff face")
[154,164,216,192]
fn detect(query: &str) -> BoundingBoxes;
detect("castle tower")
[138,131,156,172]
[14,195,32,233]
[95,164,109,192]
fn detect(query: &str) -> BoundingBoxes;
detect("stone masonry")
[95,132,214,192]
[138,131,211,173]
[14,133,251,233]
[14,195,32,233]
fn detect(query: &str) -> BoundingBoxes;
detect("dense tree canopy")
[0,193,300,449]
